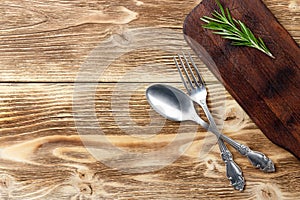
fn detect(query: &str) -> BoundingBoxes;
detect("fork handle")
[198,103,275,173]
[217,139,245,191]
[199,102,245,190]
[219,134,275,173]
[208,127,275,172]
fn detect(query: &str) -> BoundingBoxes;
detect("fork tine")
[177,54,195,90]
[188,53,205,86]
[182,53,200,88]
[174,56,190,93]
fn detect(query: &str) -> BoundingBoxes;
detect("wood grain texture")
[0,0,299,199]
[0,0,298,82]
[183,0,300,158]
[1,83,299,199]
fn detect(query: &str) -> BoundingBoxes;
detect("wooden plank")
[183,0,300,158]
[0,83,299,199]
[0,0,299,198]
[0,83,234,138]
[0,0,298,82]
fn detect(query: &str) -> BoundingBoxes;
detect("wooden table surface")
[0,0,299,199]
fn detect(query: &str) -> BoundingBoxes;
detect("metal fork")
[174,54,245,191]
[174,53,275,179]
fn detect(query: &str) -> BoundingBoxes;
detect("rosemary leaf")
[226,8,234,24]
[200,0,274,58]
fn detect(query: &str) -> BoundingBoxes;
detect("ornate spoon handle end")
[238,145,275,173]
[220,134,275,173]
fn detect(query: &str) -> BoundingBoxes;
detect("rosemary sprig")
[200,0,274,58]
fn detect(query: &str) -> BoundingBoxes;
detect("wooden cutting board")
[183,0,300,158]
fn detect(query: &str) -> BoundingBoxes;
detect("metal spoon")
[146,83,244,190]
[146,84,275,173]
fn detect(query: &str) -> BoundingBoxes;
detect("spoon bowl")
[146,84,197,122]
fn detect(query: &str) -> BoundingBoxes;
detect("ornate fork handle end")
[239,145,275,173]
[221,150,245,191]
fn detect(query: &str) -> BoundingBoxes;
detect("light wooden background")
[0,0,299,199]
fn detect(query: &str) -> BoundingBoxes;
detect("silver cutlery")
[172,53,275,174]
[146,84,244,191]
[146,83,275,189]
[174,53,245,191]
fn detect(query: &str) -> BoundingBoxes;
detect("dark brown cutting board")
[183,0,300,158]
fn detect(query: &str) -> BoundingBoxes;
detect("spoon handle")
[218,134,275,173]
[193,114,275,173]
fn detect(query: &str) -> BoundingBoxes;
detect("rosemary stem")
[200,0,274,58]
